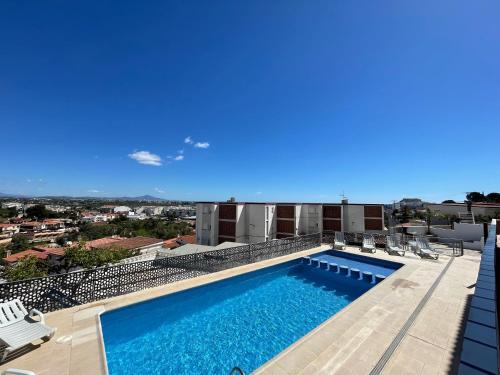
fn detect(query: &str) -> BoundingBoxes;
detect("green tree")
[0,206,18,218]
[25,204,50,219]
[466,192,486,203]
[442,200,456,203]
[422,209,442,234]
[79,223,118,240]
[63,243,138,270]
[9,235,31,253]
[486,193,500,203]
[4,255,48,281]
[400,206,411,223]
[0,244,8,260]
[78,218,194,241]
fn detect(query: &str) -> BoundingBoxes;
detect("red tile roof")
[85,236,163,251]
[108,236,164,250]
[85,237,124,249]
[4,249,48,263]
[43,219,64,225]
[33,246,66,256]
[20,221,43,226]
[0,223,19,228]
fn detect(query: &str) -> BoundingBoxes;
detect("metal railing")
[0,233,321,313]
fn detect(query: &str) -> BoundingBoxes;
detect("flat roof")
[158,241,247,257]
[196,201,384,206]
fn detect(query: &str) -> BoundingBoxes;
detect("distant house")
[3,249,49,264]
[42,219,65,231]
[85,236,125,249]
[163,234,196,250]
[1,202,23,210]
[86,236,164,254]
[397,198,424,210]
[19,221,46,233]
[136,206,165,216]
[0,223,20,239]
[81,212,117,223]
[99,205,117,213]
[3,246,66,266]
[33,246,66,266]
[127,212,146,220]
[113,206,132,215]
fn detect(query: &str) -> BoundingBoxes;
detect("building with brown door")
[196,200,385,246]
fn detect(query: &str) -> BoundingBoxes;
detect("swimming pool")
[100,250,402,375]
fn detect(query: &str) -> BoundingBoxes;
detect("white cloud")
[128,150,162,166]
[184,136,193,144]
[194,142,210,149]
[256,191,263,195]
[178,149,184,154]
[154,187,165,194]
[88,189,99,193]
[174,155,184,161]
[26,178,32,183]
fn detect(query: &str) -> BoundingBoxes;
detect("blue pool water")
[101,251,401,375]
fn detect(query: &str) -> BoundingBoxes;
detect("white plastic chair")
[385,235,405,256]
[362,234,376,253]
[0,299,56,362]
[334,231,346,250]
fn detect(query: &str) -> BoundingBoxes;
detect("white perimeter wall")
[430,222,484,242]
[427,204,500,217]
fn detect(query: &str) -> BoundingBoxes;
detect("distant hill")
[0,192,27,198]
[0,192,168,202]
[112,195,166,202]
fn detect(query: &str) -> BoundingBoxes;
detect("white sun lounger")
[334,231,346,250]
[416,238,439,260]
[0,299,56,363]
[361,234,376,253]
[2,369,36,375]
[385,235,405,256]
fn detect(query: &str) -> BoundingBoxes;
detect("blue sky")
[1,0,499,203]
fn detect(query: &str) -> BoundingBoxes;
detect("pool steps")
[301,257,386,284]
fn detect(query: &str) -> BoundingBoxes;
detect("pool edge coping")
[93,244,332,375]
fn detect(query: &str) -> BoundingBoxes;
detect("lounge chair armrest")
[29,309,45,324]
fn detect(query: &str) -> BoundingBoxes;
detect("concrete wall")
[245,204,265,243]
[430,222,484,242]
[265,204,276,241]
[235,204,247,243]
[406,226,428,235]
[196,203,218,245]
[344,205,365,232]
[298,204,321,235]
[427,203,500,217]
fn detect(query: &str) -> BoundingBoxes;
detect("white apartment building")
[196,200,385,246]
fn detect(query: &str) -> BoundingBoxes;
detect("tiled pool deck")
[0,244,481,375]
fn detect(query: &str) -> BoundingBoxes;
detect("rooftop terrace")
[0,233,487,374]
